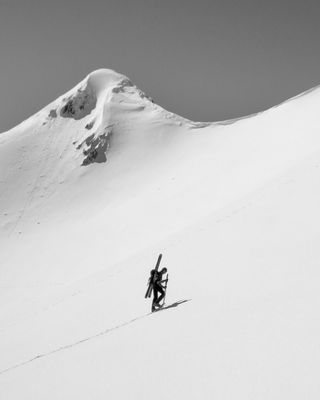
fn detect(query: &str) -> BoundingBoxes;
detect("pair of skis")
[145,253,162,299]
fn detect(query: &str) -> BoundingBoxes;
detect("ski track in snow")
[0,313,151,375]
[0,300,189,376]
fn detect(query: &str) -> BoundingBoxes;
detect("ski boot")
[152,302,162,312]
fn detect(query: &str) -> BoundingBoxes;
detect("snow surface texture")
[1,68,320,399]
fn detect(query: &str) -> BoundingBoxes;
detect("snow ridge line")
[0,312,151,376]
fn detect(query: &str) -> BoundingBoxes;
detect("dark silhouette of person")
[151,267,168,311]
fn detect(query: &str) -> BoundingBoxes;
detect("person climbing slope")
[145,254,169,312]
[150,267,168,311]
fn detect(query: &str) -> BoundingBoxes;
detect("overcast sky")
[1,0,320,132]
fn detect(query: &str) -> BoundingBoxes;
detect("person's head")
[161,267,167,274]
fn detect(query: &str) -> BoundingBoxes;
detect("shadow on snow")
[153,299,191,313]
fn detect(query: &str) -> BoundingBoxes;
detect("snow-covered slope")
[1,69,320,399]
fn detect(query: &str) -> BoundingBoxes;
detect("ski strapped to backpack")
[145,253,162,298]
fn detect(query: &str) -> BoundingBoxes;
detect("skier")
[151,267,168,311]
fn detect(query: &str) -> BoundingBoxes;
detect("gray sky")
[1,0,320,132]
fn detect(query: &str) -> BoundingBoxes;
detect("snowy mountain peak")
[56,68,151,121]
[2,68,160,170]
[84,68,129,92]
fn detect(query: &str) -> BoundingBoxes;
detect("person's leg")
[152,286,159,310]
[157,286,165,305]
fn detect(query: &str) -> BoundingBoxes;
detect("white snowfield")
[0,68,320,399]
